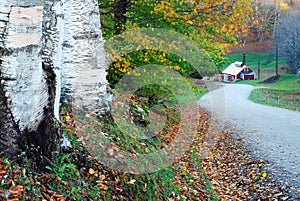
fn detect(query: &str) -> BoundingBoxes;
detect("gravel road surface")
[199,84,300,186]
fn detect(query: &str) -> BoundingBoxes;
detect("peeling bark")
[0,0,109,156]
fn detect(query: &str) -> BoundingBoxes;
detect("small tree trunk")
[58,0,110,114]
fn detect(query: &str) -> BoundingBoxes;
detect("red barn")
[222,61,256,82]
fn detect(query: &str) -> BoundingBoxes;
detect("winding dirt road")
[199,84,300,185]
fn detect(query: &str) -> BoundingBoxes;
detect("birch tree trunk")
[0,0,109,157]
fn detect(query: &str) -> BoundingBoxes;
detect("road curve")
[198,84,300,185]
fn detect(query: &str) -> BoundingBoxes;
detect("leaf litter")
[0,106,298,200]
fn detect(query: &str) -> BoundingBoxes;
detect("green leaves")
[101,0,253,82]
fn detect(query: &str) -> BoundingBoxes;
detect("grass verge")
[247,74,300,111]
[223,52,300,111]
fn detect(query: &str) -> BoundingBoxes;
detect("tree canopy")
[99,0,254,83]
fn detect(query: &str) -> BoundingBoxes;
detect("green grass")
[221,52,286,71]
[221,52,287,80]
[221,52,300,111]
[247,74,300,111]
[0,80,217,200]
[87,81,217,200]
[70,82,216,200]
[1,117,217,201]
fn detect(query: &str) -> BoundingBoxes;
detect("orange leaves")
[7,185,24,198]
[1,97,296,200]
[0,158,69,200]
[61,107,76,130]
[64,125,75,130]
[201,130,291,200]
[44,190,66,201]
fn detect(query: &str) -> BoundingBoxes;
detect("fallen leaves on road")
[202,127,297,200]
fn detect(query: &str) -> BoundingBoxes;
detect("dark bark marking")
[21,61,62,156]
[0,70,20,156]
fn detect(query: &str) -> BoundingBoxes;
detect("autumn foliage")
[100,0,254,84]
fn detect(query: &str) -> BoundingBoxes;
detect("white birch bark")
[0,3,47,132]
[57,0,110,115]
[0,0,109,155]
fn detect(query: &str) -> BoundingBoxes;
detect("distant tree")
[250,0,289,42]
[276,9,300,74]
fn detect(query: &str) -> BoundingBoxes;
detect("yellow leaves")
[193,7,198,15]
[154,1,171,14]
[89,168,95,175]
[22,168,26,177]
[119,68,127,73]
[181,164,187,175]
[106,0,254,80]
[126,179,136,185]
[114,62,121,68]
[221,25,227,33]
[97,183,109,190]
[173,66,180,71]
[279,2,289,11]
[187,20,193,25]
[167,10,179,18]
[169,65,181,71]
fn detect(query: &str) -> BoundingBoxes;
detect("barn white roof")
[222,61,247,75]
